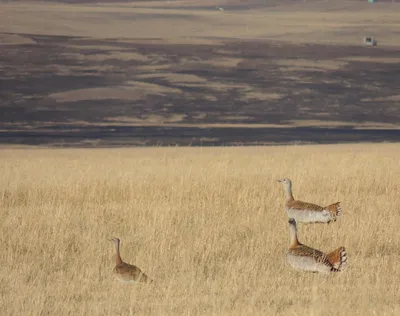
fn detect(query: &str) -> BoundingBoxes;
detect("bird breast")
[287,253,331,274]
[286,207,330,223]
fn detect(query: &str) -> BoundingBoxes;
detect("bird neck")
[285,184,294,202]
[289,223,299,248]
[115,241,123,265]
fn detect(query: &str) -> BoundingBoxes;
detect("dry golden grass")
[1,1,400,46]
[1,143,399,315]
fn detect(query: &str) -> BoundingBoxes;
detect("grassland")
[1,143,399,315]
[1,3,399,312]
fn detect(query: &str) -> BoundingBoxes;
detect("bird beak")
[277,179,282,183]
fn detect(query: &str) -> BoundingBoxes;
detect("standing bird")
[277,178,342,223]
[287,218,347,273]
[108,237,153,284]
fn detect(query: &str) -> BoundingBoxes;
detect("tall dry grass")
[1,144,399,315]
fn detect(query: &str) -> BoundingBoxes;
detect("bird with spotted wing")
[278,178,342,223]
[286,218,347,273]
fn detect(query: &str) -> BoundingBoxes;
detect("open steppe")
[1,0,400,145]
[1,2,400,314]
[1,143,399,315]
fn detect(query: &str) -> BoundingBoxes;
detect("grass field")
[1,143,399,315]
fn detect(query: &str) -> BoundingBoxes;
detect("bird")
[277,178,342,223]
[108,237,153,284]
[286,218,347,273]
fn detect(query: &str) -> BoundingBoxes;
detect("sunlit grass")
[1,143,399,315]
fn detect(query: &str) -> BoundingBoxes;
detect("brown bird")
[108,237,153,284]
[287,218,347,273]
[277,178,342,223]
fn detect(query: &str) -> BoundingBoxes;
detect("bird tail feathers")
[325,202,342,221]
[328,246,347,271]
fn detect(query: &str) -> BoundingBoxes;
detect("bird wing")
[114,262,151,282]
[286,200,324,212]
[289,245,332,267]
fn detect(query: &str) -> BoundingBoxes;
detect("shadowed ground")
[1,1,400,146]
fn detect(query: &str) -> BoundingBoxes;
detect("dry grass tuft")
[1,143,399,315]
